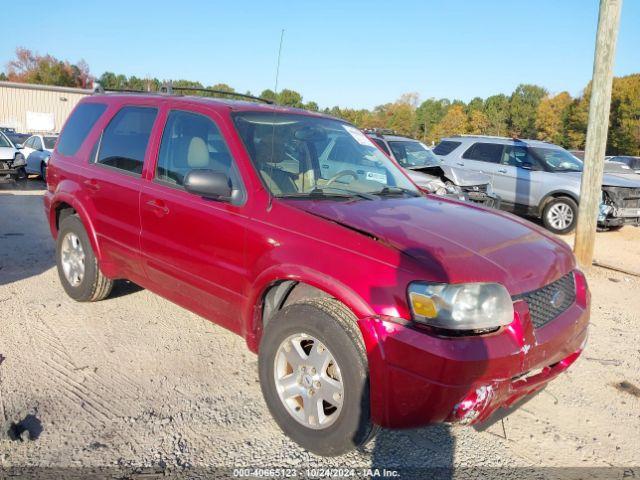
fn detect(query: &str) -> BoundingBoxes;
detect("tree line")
[2,48,639,155]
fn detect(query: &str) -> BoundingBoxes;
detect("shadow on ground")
[0,181,54,286]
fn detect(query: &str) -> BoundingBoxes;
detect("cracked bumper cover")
[361,296,589,429]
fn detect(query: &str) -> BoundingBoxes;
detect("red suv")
[44,92,590,456]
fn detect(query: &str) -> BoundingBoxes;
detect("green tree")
[483,94,509,136]
[277,89,303,107]
[415,98,450,143]
[509,84,547,138]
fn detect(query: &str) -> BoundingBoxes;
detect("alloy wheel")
[547,202,574,230]
[60,232,86,287]
[273,333,344,430]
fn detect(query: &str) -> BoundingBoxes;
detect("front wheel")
[258,298,378,456]
[542,197,578,234]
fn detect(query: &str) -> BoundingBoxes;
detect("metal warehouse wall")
[0,81,91,134]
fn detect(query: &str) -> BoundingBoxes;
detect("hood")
[438,164,492,186]
[285,197,574,295]
[408,164,491,186]
[562,171,640,188]
[404,168,442,187]
[0,146,16,160]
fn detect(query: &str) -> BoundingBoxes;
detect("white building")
[0,81,92,134]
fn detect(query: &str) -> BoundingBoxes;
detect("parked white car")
[22,134,58,179]
[0,130,27,183]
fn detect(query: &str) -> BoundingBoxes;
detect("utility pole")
[574,0,622,270]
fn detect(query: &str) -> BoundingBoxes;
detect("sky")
[1,0,638,109]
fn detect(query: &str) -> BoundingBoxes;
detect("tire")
[40,162,47,182]
[606,225,624,232]
[542,197,578,234]
[258,298,378,456]
[56,215,113,302]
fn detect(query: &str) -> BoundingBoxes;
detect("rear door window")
[57,103,107,156]
[433,140,461,156]
[95,106,158,175]
[462,142,504,163]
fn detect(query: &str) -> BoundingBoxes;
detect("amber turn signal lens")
[409,293,438,318]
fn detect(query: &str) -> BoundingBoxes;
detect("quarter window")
[462,142,504,163]
[433,140,462,156]
[57,103,107,156]
[95,106,158,174]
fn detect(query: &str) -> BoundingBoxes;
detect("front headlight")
[408,282,514,331]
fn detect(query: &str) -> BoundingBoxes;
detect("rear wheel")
[258,298,378,456]
[56,215,113,302]
[542,197,578,234]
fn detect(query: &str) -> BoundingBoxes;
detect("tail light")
[573,270,589,308]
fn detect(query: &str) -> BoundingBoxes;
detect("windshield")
[388,140,439,168]
[233,112,418,198]
[44,136,57,149]
[0,132,11,148]
[530,147,583,172]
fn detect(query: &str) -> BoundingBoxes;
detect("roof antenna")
[267,28,285,212]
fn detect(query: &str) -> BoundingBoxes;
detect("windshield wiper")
[277,188,374,200]
[370,186,421,197]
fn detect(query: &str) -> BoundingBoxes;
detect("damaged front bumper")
[0,156,26,183]
[362,284,589,429]
[599,186,640,227]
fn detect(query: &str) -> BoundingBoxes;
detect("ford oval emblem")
[550,290,566,309]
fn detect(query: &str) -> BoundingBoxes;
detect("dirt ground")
[1,181,639,476]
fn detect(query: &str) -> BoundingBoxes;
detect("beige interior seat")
[187,137,210,168]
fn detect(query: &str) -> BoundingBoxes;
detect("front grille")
[513,272,576,329]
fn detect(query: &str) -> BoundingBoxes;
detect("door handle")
[146,199,169,216]
[83,179,100,191]
[497,168,507,174]
[456,162,464,166]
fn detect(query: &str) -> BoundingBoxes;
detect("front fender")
[243,263,376,353]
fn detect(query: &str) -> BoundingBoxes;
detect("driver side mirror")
[184,169,232,200]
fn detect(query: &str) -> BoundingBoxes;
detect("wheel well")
[55,202,76,232]
[539,191,579,212]
[261,281,332,328]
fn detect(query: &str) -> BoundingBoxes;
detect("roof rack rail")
[93,81,274,104]
[169,86,273,104]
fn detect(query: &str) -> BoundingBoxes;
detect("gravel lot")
[1,181,639,476]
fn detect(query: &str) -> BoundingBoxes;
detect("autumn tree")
[432,105,468,140]
[6,47,93,88]
[535,92,572,145]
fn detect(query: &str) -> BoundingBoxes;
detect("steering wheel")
[325,170,358,187]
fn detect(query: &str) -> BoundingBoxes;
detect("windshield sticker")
[343,125,373,146]
[366,172,387,183]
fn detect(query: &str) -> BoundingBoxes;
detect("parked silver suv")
[434,135,640,234]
